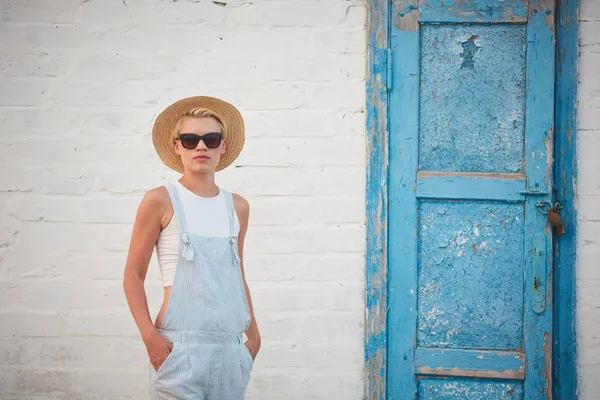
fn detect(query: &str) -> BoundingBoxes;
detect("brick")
[577,159,600,195]
[581,0,600,21]
[77,0,228,27]
[0,367,73,395]
[578,369,600,399]
[0,249,138,281]
[580,21,600,53]
[0,166,98,195]
[5,0,80,24]
[72,369,148,396]
[68,312,142,337]
[0,337,145,368]
[0,221,19,249]
[244,253,364,284]
[250,283,363,312]
[12,221,130,253]
[48,82,164,107]
[0,312,68,337]
[6,195,140,223]
[578,195,600,221]
[0,108,156,139]
[0,53,71,78]
[0,137,156,169]
[71,55,180,82]
[261,27,366,55]
[246,224,364,254]
[0,280,127,310]
[577,245,600,281]
[579,345,600,367]
[577,306,600,347]
[77,25,236,55]
[255,341,362,370]
[0,81,53,106]
[579,52,600,76]
[243,109,365,138]
[258,311,363,343]
[579,221,600,245]
[219,166,365,196]
[0,25,88,54]
[246,370,362,400]
[226,1,364,28]
[577,108,600,131]
[578,73,600,109]
[95,166,174,195]
[237,136,365,167]
[249,195,364,225]
[260,55,366,82]
[229,82,365,111]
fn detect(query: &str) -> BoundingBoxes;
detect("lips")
[194,155,209,160]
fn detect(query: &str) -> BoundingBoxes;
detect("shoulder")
[142,185,171,208]
[231,192,249,212]
[137,186,171,219]
[139,186,173,228]
[229,192,250,223]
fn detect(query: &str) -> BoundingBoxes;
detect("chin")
[185,163,216,174]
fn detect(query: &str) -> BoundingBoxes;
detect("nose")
[195,139,208,150]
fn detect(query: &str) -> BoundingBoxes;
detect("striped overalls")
[149,184,253,399]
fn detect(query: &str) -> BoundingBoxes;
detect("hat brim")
[152,96,245,173]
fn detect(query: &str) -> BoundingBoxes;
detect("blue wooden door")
[387,1,555,398]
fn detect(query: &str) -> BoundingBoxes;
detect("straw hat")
[152,96,245,173]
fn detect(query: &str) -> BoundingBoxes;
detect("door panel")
[419,24,527,173]
[387,0,555,398]
[418,201,525,350]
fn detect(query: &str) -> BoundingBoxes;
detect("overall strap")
[166,183,188,233]
[222,188,241,263]
[222,189,237,237]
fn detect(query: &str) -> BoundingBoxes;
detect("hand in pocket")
[145,331,173,372]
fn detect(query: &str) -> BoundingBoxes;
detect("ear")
[221,140,227,155]
[174,139,182,156]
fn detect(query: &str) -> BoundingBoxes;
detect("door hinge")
[387,48,393,91]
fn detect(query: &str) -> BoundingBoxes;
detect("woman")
[123,96,260,399]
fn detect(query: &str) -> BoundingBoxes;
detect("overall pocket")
[238,344,254,387]
[156,343,177,376]
[188,260,229,309]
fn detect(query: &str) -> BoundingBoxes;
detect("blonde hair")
[171,107,226,139]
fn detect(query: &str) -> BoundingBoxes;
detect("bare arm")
[123,187,172,370]
[233,194,261,359]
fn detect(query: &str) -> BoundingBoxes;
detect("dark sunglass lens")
[180,135,200,149]
[203,134,222,149]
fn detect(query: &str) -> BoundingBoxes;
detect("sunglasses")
[177,132,223,149]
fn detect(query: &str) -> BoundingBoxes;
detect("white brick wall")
[578,1,600,398]
[3,0,598,399]
[0,0,367,399]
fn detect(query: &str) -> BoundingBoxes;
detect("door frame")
[364,1,579,399]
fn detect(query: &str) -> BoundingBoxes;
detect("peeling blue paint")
[416,174,527,202]
[387,0,420,398]
[419,24,527,173]
[365,0,389,399]
[369,1,566,399]
[415,348,524,378]
[418,378,524,400]
[522,1,555,396]
[459,35,482,69]
[418,201,524,349]
[553,0,579,397]
[420,0,528,23]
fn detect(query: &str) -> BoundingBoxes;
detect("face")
[174,116,226,174]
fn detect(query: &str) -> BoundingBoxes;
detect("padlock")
[547,209,565,237]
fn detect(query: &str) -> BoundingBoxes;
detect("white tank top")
[155,181,240,287]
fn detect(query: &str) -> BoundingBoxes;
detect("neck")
[178,172,219,197]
